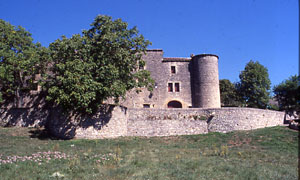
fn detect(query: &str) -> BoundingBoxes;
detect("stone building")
[120,49,221,109]
[1,49,286,139]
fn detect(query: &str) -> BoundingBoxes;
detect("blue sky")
[0,0,298,89]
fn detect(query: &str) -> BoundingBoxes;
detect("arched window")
[167,101,182,108]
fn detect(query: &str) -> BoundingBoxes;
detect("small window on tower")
[168,83,173,92]
[143,104,150,108]
[171,66,176,74]
[175,83,180,92]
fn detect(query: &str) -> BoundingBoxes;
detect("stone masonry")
[0,106,285,139]
[119,50,221,109]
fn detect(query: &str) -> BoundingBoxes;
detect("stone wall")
[207,108,285,133]
[119,50,193,108]
[127,108,208,136]
[191,54,221,108]
[0,107,49,127]
[119,51,223,109]
[0,105,127,139]
[0,106,285,139]
[127,107,285,136]
[46,105,128,139]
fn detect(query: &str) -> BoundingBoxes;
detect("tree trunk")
[14,88,23,108]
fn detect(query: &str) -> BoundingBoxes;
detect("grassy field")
[0,126,298,180]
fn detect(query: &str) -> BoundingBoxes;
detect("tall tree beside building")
[0,19,47,107]
[219,79,241,107]
[46,15,154,114]
[273,75,299,111]
[237,60,271,109]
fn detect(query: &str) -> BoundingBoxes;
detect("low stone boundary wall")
[0,106,128,139]
[46,106,128,139]
[127,108,285,136]
[208,108,285,133]
[0,107,49,127]
[0,106,285,139]
[127,108,209,136]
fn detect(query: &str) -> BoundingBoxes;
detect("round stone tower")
[191,54,221,108]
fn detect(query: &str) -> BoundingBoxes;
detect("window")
[143,104,150,108]
[168,83,173,92]
[171,66,176,74]
[139,64,145,70]
[175,83,180,92]
[168,82,180,92]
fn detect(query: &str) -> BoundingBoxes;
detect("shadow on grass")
[28,128,60,140]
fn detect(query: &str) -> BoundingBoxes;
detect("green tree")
[237,60,271,109]
[273,75,299,111]
[46,15,154,114]
[0,19,46,107]
[219,79,241,107]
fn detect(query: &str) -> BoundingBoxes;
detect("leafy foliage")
[237,60,271,109]
[219,79,241,107]
[273,75,299,111]
[0,19,47,107]
[46,15,153,114]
